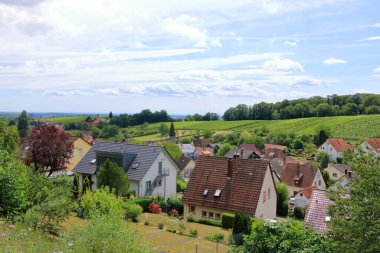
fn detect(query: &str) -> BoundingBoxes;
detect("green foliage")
[180,136,192,144]
[293,139,304,150]
[239,220,332,253]
[276,183,289,217]
[328,151,380,253]
[160,141,181,161]
[90,127,101,138]
[314,127,330,146]
[166,197,183,214]
[186,215,222,227]
[251,136,265,149]
[217,143,231,157]
[316,152,329,169]
[205,232,224,242]
[0,152,29,217]
[124,203,143,222]
[158,222,164,229]
[203,130,212,139]
[169,121,175,137]
[17,110,29,138]
[189,229,198,237]
[158,123,169,136]
[322,170,333,188]
[129,197,154,212]
[101,125,120,138]
[81,187,125,219]
[232,212,252,235]
[0,120,19,154]
[97,160,130,196]
[221,213,235,229]
[294,207,305,220]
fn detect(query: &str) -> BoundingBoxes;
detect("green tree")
[203,130,212,139]
[328,151,380,253]
[101,125,120,138]
[158,123,169,136]
[238,220,332,253]
[97,160,130,196]
[17,110,29,138]
[313,127,330,147]
[0,120,19,154]
[276,183,288,217]
[217,143,231,157]
[317,152,329,169]
[169,122,175,137]
[315,103,333,117]
[160,141,181,161]
[341,103,358,115]
[239,131,252,144]
[109,111,113,119]
[232,212,252,245]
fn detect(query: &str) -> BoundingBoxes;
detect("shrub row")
[187,215,222,227]
[221,213,234,229]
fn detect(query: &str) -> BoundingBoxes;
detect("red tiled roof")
[264,144,288,152]
[182,156,271,215]
[240,144,263,154]
[280,162,319,188]
[304,189,334,232]
[365,138,380,153]
[193,138,211,148]
[196,147,214,156]
[297,186,318,199]
[326,138,352,152]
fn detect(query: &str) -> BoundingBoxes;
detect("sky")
[0,0,379,115]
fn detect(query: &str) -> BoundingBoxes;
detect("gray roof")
[73,142,166,180]
[179,144,196,154]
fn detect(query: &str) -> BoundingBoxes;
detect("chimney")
[344,169,348,175]
[348,171,352,177]
[227,158,233,178]
[296,162,300,176]
[240,148,244,157]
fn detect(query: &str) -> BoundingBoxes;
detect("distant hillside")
[156,115,380,143]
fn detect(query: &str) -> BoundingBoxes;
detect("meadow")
[44,116,88,124]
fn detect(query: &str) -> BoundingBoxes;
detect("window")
[189,205,195,214]
[333,173,337,177]
[77,148,83,157]
[202,211,207,218]
[131,162,140,169]
[158,179,162,187]
[214,189,221,197]
[318,180,321,186]
[209,212,214,219]
[267,188,271,200]
[203,189,209,196]
[146,181,152,194]
[90,159,96,164]
[300,193,303,197]
[263,191,266,203]
[158,161,163,175]
[215,213,221,220]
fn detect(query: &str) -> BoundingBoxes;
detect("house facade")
[290,186,317,210]
[66,136,92,172]
[177,154,196,181]
[318,138,352,162]
[182,156,277,220]
[73,142,179,199]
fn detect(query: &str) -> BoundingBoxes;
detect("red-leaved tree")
[25,126,73,177]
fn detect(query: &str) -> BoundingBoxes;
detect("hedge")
[129,197,154,212]
[187,215,221,227]
[221,213,234,229]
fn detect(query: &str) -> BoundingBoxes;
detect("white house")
[73,142,179,199]
[177,154,196,181]
[289,186,317,210]
[317,138,352,162]
[359,138,380,158]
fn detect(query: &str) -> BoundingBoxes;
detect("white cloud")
[371,23,380,28]
[360,36,380,41]
[284,39,299,46]
[96,88,120,95]
[323,58,348,65]
[262,58,304,72]
[373,66,380,73]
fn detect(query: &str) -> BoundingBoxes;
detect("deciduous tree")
[97,160,130,196]
[17,110,29,138]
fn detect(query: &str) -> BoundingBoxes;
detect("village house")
[318,138,352,162]
[280,162,326,197]
[304,189,334,232]
[182,156,277,220]
[66,136,92,172]
[177,154,196,181]
[195,147,214,157]
[289,186,317,210]
[325,164,357,190]
[264,144,289,159]
[359,138,380,157]
[192,138,212,148]
[178,143,197,158]
[224,144,262,159]
[73,142,179,199]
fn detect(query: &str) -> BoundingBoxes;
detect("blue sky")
[0,0,379,114]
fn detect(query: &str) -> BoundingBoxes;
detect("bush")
[148,202,162,214]
[276,183,289,217]
[232,212,252,246]
[205,232,224,242]
[294,207,305,220]
[222,213,234,229]
[187,216,222,227]
[177,179,187,192]
[169,208,179,218]
[129,197,154,212]
[124,203,143,222]
[189,229,198,237]
[167,229,176,233]
[179,222,186,235]
[166,197,183,214]
[158,222,164,229]
[144,221,150,226]
[186,214,195,222]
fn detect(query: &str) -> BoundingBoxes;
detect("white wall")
[129,180,139,196]
[141,151,178,199]
[294,193,309,208]
[318,141,339,162]
[255,167,277,219]
[360,141,378,157]
[312,169,326,190]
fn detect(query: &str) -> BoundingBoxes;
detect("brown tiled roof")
[177,154,193,171]
[280,162,319,188]
[193,138,211,148]
[265,144,288,152]
[182,156,271,215]
[196,147,214,156]
[67,136,79,144]
[240,144,263,154]
[304,189,334,232]
[365,138,380,153]
[325,138,352,152]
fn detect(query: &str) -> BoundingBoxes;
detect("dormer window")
[203,189,209,196]
[214,189,221,197]
[131,162,140,169]
[90,159,96,164]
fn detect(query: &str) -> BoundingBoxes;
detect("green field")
[44,116,88,124]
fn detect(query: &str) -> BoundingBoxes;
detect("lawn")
[44,116,88,124]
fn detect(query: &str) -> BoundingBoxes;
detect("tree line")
[110,109,172,127]
[223,93,380,121]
